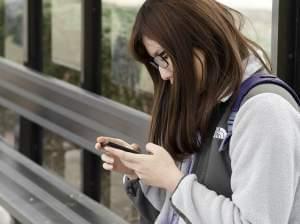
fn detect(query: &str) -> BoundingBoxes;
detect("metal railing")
[0,58,150,155]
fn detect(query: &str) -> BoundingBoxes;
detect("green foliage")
[42,0,81,86]
[6,14,22,46]
[1,0,25,62]
[101,4,153,114]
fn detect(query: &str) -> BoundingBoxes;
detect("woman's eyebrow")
[153,49,165,57]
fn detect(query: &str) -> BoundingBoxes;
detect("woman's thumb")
[130,143,141,152]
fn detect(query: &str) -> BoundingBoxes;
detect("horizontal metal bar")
[0,140,129,224]
[0,180,51,224]
[0,167,76,224]
[0,58,150,154]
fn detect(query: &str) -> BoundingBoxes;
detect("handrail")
[0,58,150,155]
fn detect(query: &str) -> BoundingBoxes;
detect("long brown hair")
[129,0,271,161]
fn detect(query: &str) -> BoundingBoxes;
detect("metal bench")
[0,140,129,224]
[0,58,149,223]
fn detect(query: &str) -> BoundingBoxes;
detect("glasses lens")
[154,56,168,69]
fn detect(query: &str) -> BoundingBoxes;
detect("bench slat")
[0,171,74,224]
[0,141,129,224]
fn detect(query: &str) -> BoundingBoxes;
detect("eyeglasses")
[149,51,169,69]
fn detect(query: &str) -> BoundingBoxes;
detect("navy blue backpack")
[192,73,300,198]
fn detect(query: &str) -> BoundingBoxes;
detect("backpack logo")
[213,127,227,139]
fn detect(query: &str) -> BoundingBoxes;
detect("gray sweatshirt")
[170,93,300,223]
[124,58,300,223]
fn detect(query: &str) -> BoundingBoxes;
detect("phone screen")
[105,141,140,154]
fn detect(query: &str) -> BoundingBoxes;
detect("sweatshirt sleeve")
[170,93,300,224]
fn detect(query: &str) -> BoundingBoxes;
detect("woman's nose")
[159,67,172,80]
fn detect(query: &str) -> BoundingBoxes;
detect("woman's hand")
[104,142,184,192]
[95,136,139,179]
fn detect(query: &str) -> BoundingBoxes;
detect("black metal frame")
[275,0,300,95]
[19,0,43,164]
[81,0,102,202]
[0,0,4,56]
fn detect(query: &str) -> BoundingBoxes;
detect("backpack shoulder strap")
[219,73,300,154]
[232,74,300,113]
[241,83,299,110]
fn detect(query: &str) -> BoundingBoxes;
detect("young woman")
[95,0,300,223]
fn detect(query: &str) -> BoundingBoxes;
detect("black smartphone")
[104,141,140,154]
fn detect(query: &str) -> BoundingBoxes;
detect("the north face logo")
[213,127,227,139]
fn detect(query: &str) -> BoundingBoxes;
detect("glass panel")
[0,106,18,147]
[102,0,273,114]
[43,129,82,190]
[43,0,81,86]
[0,1,19,148]
[102,1,153,114]
[4,0,25,63]
[217,0,273,57]
[100,2,144,222]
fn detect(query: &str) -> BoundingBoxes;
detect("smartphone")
[103,141,140,154]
